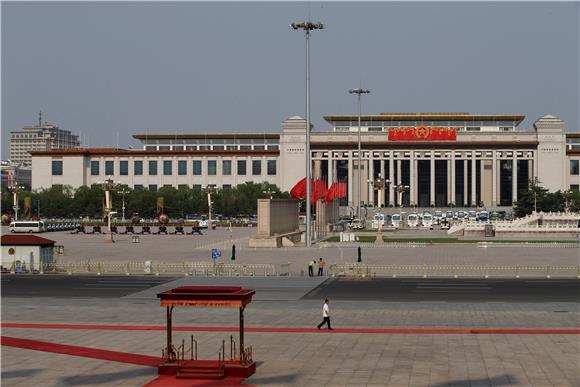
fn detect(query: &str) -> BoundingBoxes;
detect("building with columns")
[30,113,579,209]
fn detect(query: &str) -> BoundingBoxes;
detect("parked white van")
[9,221,46,233]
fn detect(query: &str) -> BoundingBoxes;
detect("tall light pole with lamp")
[291,21,324,247]
[118,189,130,221]
[8,183,26,221]
[102,178,118,243]
[204,185,218,230]
[393,183,410,224]
[349,88,370,221]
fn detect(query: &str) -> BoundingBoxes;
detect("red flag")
[324,181,337,204]
[290,178,307,199]
[312,179,328,203]
[338,181,347,198]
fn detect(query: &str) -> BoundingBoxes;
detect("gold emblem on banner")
[416,125,430,139]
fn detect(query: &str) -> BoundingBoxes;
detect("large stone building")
[10,118,80,167]
[30,113,580,209]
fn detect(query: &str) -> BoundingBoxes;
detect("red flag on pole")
[290,178,307,199]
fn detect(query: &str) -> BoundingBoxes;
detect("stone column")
[397,159,402,206]
[388,157,395,207]
[447,159,451,206]
[492,150,497,207]
[471,156,477,206]
[348,154,354,208]
[368,153,374,206]
[313,160,321,180]
[496,159,501,205]
[463,159,468,207]
[430,152,435,206]
[380,159,386,207]
[409,151,416,206]
[327,152,334,186]
[450,151,456,205]
[512,152,518,204]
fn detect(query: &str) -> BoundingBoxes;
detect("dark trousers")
[317,317,331,329]
[308,266,314,276]
[318,268,323,276]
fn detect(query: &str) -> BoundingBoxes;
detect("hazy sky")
[2,1,579,156]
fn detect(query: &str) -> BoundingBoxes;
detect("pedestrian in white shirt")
[317,298,333,330]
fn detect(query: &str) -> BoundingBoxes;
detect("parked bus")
[421,212,433,229]
[9,221,46,233]
[391,213,401,229]
[372,213,386,229]
[407,213,419,227]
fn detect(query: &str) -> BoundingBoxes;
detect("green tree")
[514,179,569,217]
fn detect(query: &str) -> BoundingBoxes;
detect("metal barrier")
[14,261,580,279]
[320,242,428,248]
[328,263,580,279]
[477,241,580,248]
[31,261,279,277]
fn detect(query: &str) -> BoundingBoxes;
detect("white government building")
[31,112,580,209]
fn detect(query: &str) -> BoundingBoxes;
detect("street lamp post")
[393,183,409,228]
[8,183,26,221]
[369,174,390,209]
[204,185,218,230]
[262,188,274,200]
[102,178,118,243]
[118,189,130,221]
[291,21,324,247]
[349,88,370,221]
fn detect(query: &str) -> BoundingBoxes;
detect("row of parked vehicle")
[369,209,512,230]
[8,221,80,233]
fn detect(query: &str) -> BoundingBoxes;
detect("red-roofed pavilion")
[157,286,256,379]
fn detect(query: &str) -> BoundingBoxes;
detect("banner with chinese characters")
[388,126,457,141]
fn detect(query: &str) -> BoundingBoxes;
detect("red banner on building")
[388,126,457,141]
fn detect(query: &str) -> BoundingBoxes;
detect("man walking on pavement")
[317,257,325,276]
[317,298,333,330]
[308,259,314,277]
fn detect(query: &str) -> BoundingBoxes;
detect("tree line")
[1,182,291,220]
[513,180,580,217]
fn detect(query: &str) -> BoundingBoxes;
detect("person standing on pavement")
[317,258,325,276]
[308,259,314,277]
[317,298,333,330]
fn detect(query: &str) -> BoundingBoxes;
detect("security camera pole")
[349,88,370,221]
[291,21,324,247]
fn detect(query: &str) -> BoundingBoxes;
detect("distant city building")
[30,113,580,208]
[1,160,31,188]
[10,115,80,167]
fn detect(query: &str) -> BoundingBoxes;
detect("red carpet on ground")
[2,323,579,335]
[144,375,254,387]
[1,336,160,366]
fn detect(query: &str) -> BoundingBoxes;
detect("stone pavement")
[32,228,580,270]
[2,276,579,386]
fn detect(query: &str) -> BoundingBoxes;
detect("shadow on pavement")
[431,374,517,387]
[1,368,45,379]
[59,367,154,385]
[244,373,298,385]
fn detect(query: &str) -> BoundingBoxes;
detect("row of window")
[333,126,513,132]
[144,145,279,151]
[133,184,235,193]
[51,159,277,176]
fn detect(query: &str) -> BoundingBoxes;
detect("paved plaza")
[2,275,579,386]
[17,227,580,270]
[2,228,579,386]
